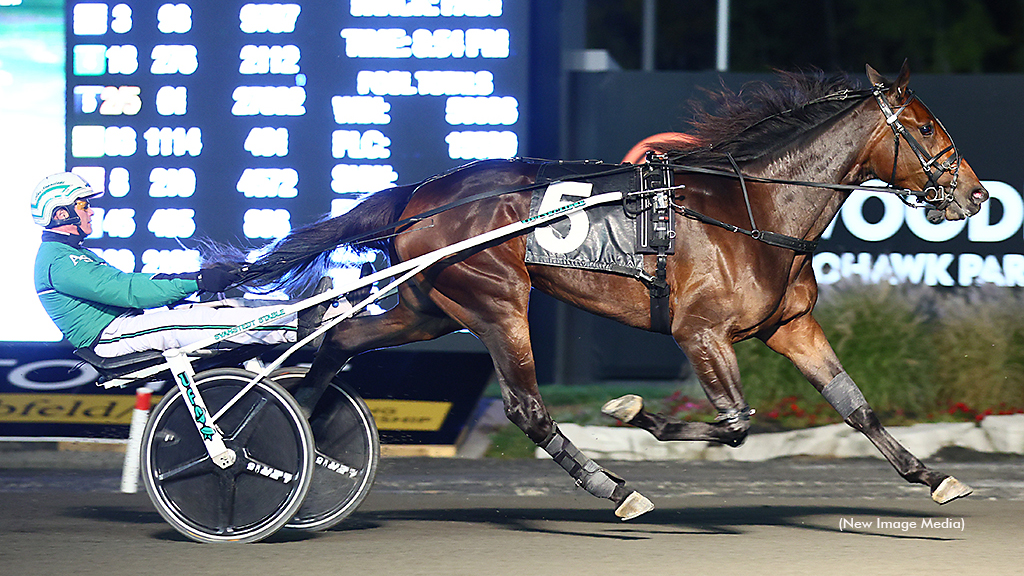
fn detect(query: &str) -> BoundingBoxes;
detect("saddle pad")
[524,163,643,277]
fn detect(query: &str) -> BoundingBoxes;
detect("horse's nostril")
[972,188,989,204]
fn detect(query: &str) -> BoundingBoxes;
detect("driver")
[31,172,342,357]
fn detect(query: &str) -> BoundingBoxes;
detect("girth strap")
[648,252,671,334]
[637,161,675,334]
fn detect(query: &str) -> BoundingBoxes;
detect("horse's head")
[863,62,988,221]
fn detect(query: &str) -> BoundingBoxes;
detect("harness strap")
[677,205,819,254]
[727,153,758,233]
[638,160,675,334]
[649,251,671,334]
[350,160,637,247]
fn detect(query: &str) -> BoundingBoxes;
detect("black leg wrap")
[541,425,621,499]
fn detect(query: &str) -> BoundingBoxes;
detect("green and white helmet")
[30,172,103,228]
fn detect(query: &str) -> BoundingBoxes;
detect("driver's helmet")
[30,172,104,228]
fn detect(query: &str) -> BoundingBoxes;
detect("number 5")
[534,181,593,254]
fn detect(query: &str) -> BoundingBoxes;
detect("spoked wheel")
[140,368,315,543]
[272,367,380,532]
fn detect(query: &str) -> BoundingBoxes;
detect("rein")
[344,161,637,247]
[240,161,638,279]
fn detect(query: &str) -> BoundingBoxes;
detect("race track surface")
[1,454,1022,575]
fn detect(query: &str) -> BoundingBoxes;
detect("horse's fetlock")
[611,482,632,505]
[721,421,750,447]
[712,405,753,446]
[542,425,621,500]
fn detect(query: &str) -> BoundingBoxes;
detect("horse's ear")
[892,59,911,100]
[866,61,911,103]
[865,64,887,88]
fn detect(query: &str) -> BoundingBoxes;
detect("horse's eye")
[919,123,934,137]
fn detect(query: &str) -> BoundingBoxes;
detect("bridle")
[871,84,961,214]
[659,85,963,215]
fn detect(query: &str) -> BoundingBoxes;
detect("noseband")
[871,85,961,213]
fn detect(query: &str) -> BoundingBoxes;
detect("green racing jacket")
[34,232,199,348]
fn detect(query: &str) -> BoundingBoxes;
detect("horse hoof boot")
[931,476,973,504]
[602,395,643,423]
[615,490,654,521]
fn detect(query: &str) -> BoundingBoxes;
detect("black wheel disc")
[273,368,379,531]
[141,369,314,543]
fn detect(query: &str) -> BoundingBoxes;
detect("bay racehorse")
[224,63,988,520]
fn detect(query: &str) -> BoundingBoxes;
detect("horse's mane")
[667,70,867,166]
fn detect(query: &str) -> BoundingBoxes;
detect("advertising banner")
[0,343,140,440]
[1,337,493,444]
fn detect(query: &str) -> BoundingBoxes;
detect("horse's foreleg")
[604,329,752,447]
[764,313,972,504]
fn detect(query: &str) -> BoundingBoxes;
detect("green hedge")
[487,283,1024,456]
[734,283,1024,425]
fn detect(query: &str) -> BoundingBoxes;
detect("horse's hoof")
[615,490,654,521]
[602,395,643,423]
[932,476,973,504]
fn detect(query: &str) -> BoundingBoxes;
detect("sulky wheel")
[140,368,314,543]
[271,367,380,532]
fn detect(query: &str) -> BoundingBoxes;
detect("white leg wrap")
[821,372,868,419]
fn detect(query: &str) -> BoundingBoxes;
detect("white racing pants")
[92,300,297,358]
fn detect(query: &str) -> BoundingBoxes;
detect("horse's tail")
[209,184,418,294]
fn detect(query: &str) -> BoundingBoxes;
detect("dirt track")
[2,456,1022,575]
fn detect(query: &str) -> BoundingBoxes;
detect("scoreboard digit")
[66,1,529,274]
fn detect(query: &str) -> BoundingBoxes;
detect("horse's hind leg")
[763,313,972,504]
[603,327,754,447]
[425,260,654,520]
[291,293,460,415]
